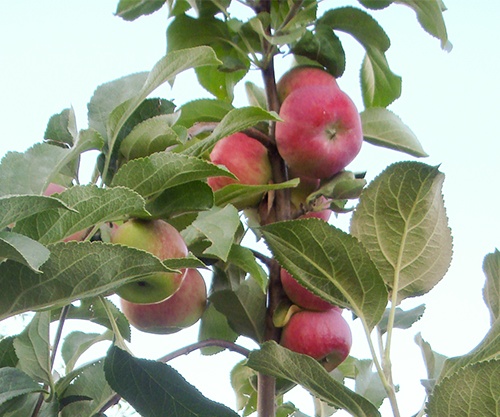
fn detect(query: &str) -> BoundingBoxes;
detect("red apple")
[207,132,273,209]
[280,308,351,371]
[280,269,335,311]
[277,66,339,103]
[111,219,188,304]
[276,85,363,179]
[120,269,207,334]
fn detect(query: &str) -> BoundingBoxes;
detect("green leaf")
[107,46,222,156]
[14,185,149,244]
[182,206,241,262]
[0,231,50,272]
[61,330,113,374]
[350,161,452,302]
[361,107,428,157]
[115,0,167,21]
[0,367,46,406]
[44,107,78,148]
[227,244,268,293]
[0,241,191,321]
[58,359,115,417]
[119,115,181,161]
[230,360,258,415]
[358,0,393,10]
[427,360,500,417]
[145,181,214,219]
[111,152,234,199]
[483,249,500,325]
[214,179,299,210]
[354,359,389,408]
[182,106,280,157]
[198,302,239,355]
[438,317,500,383]
[414,332,448,393]
[261,219,388,331]
[104,346,239,417]
[247,341,381,417]
[0,337,18,369]
[13,312,52,388]
[0,194,74,229]
[291,26,346,78]
[377,304,426,335]
[210,277,267,343]
[245,82,267,109]
[397,0,452,51]
[0,392,38,417]
[176,98,234,128]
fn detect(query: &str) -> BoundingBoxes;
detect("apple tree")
[1,1,499,417]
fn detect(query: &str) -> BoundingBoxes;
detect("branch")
[158,339,251,363]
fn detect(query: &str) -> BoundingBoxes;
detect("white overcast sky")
[1,1,500,416]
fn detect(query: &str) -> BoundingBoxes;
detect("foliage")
[0,1,498,417]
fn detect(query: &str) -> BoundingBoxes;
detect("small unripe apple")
[280,269,335,311]
[120,269,207,334]
[208,132,273,209]
[111,219,188,304]
[277,66,339,103]
[276,85,363,179]
[280,308,351,370]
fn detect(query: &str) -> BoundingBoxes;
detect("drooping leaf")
[427,360,500,417]
[210,277,267,343]
[354,359,389,408]
[14,185,149,244]
[377,304,426,335]
[61,330,113,374]
[483,249,500,325]
[0,367,46,406]
[361,107,428,157]
[0,231,50,272]
[261,218,388,331]
[104,346,239,417]
[115,0,167,21]
[0,241,193,321]
[13,312,52,388]
[247,341,381,417]
[230,360,258,416]
[414,332,448,394]
[111,152,234,199]
[350,161,452,302]
[227,244,268,293]
[44,107,78,148]
[182,106,280,157]
[198,303,239,356]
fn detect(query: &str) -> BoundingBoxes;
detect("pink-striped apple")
[111,219,188,304]
[208,132,272,209]
[276,85,363,179]
[120,269,207,334]
[280,308,351,371]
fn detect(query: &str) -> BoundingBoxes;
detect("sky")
[1,1,500,416]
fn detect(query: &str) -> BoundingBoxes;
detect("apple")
[275,85,363,179]
[280,308,351,371]
[120,268,207,334]
[111,218,188,304]
[207,132,273,209]
[277,65,339,103]
[280,269,335,312]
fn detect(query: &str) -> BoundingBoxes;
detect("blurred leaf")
[0,392,38,417]
[61,330,113,374]
[210,277,266,343]
[354,360,389,408]
[182,106,280,157]
[111,152,234,199]
[245,82,267,109]
[483,249,500,325]
[361,107,428,157]
[0,231,50,272]
[0,194,73,229]
[0,337,18,369]
[350,162,452,302]
[414,332,448,394]
[427,360,500,417]
[13,312,52,387]
[177,99,234,129]
[228,244,268,293]
[0,367,46,406]
[15,185,149,244]
[119,116,181,161]
[115,0,167,21]
[291,26,345,78]
[230,360,257,416]
[44,107,77,148]
[58,359,115,417]
[397,0,451,51]
[261,219,388,331]
[378,304,426,335]
[247,342,381,417]
[358,0,393,10]
[198,302,238,355]
[145,181,214,219]
[0,241,194,321]
[104,346,239,417]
